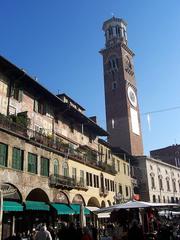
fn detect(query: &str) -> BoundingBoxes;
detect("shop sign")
[54,191,68,204]
[1,183,18,198]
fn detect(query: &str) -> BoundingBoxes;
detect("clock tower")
[100,17,143,156]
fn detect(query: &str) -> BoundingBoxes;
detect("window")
[123,163,126,174]
[0,143,8,167]
[166,178,170,191]
[108,150,111,159]
[54,159,59,175]
[117,160,120,172]
[62,162,68,177]
[125,186,129,196]
[158,176,163,190]
[105,149,108,162]
[110,180,115,192]
[69,122,74,133]
[28,153,37,174]
[40,157,49,177]
[12,148,23,170]
[94,175,96,187]
[72,167,77,181]
[11,84,23,102]
[86,172,89,186]
[109,58,119,71]
[89,173,92,186]
[34,100,45,114]
[112,81,117,90]
[127,165,130,176]
[151,175,155,189]
[119,184,122,194]
[89,134,93,143]
[97,175,99,188]
[172,180,177,192]
[153,195,156,203]
[80,170,84,185]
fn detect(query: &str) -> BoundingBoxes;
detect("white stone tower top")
[102,17,128,47]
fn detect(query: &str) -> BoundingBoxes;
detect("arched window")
[150,174,155,189]
[54,159,59,175]
[152,195,156,203]
[108,57,119,71]
[166,178,170,191]
[158,175,163,190]
[62,161,69,177]
[172,179,177,193]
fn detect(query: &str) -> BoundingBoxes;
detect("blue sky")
[1,0,180,155]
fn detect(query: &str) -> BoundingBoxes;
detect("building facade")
[150,144,180,167]
[100,17,143,156]
[133,156,180,203]
[0,55,131,238]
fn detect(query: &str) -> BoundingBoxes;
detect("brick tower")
[100,17,143,156]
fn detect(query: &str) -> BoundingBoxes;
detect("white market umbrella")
[93,201,179,214]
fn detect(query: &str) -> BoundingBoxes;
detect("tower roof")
[102,17,127,31]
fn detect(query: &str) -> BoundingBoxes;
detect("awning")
[3,201,23,212]
[86,206,110,218]
[25,201,50,211]
[70,204,90,215]
[51,203,75,215]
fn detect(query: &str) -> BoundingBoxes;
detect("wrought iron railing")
[49,174,76,189]
[0,114,117,176]
[49,174,88,191]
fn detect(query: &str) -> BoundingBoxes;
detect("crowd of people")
[5,215,180,240]
[6,222,97,240]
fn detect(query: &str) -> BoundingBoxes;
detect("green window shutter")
[18,89,23,102]
[12,148,23,170]
[54,160,59,175]
[41,157,49,176]
[28,153,37,174]
[0,143,8,166]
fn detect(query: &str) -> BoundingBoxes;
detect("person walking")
[35,225,52,240]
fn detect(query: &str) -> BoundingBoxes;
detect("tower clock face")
[127,86,137,107]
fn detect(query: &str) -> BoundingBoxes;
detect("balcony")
[98,161,117,175]
[49,175,88,191]
[49,174,76,190]
[0,114,117,176]
[74,178,88,191]
[0,113,28,137]
[99,187,109,197]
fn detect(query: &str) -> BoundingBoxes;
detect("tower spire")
[102,17,128,48]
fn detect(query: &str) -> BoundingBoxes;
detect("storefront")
[1,183,23,240]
